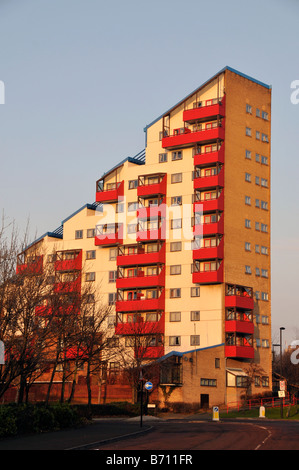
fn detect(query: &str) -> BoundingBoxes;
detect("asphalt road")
[1,414,299,451]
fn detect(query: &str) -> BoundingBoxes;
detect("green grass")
[220,405,299,420]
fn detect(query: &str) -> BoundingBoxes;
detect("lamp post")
[280,327,285,419]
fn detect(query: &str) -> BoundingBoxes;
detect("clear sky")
[0,0,298,346]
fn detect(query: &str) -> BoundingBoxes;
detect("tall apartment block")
[18,67,272,407]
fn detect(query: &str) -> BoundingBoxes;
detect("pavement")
[0,412,213,450]
[0,416,159,451]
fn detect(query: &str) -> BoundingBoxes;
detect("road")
[94,417,299,451]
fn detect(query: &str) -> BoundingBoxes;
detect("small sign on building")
[0,341,4,365]
[280,380,286,391]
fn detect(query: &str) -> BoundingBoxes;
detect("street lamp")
[280,327,285,419]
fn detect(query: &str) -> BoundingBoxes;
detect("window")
[255,176,260,185]
[261,178,268,187]
[171,173,182,183]
[256,153,260,162]
[215,358,220,369]
[262,111,269,121]
[261,155,268,165]
[262,339,269,348]
[170,288,181,298]
[261,246,268,255]
[261,224,268,233]
[170,312,181,322]
[255,222,260,231]
[246,127,252,137]
[245,173,251,182]
[171,219,182,229]
[246,104,252,114]
[170,265,181,275]
[159,153,168,163]
[256,108,260,117]
[191,286,200,297]
[86,250,96,260]
[75,230,83,239]
[116,203,124,213]
[128,201,138,212]
[245,196,251,205]
[190,335,200,346]
[170,241,182,252]
[262,377,269,387]
[169,336,181,346]
[245,219,251,229]
[261,201,268,210]
[109,248,118,260]
[256,131,260,140]
[172,151,182,161]
[261,269,268,278]
[171,196,182,206]
[128,179,138,189]
[127,223,137,234]
[261,292,269,301]
[86,272,95,282]
[255,291,260,300]
[261,133,269,143]
[256,267,260,276]
[191,311,200,321]
[255,244,260,253]
[245,150,252,159]
[245,265,252,274]
[87,228,95,238]
[245,242,251,251]
[201,378,217,387]
[109,271,117,283]
[262,316,269,325]
[108,293,117,305]
[108,315,116,327]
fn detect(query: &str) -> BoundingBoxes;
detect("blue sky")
[0,0,298,345]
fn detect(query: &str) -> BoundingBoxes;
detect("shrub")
[0,406,17,438]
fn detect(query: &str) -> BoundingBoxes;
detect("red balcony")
[55,250,82,272]
[115,317,164,335]
[225,320,254,335]
[193,167,224,190]
[194,144,225,166]
[35,304,80,316]
[117,243,166,267]
[54,275,81,294]
[116,289,165,312]
[16,255,43,275]
[96,180,124,203]
[95,224,123,246]
[137,174,167,198]
[116,267,165,289]
[225,284,254,310]
[162,124,225,149]
[193,214,224,236]
[135,346,164,359]
[183,99,225,123]
[192,262,223,284]
[194,191,224,213]
[193,237,224,260]
[225,345,254,359]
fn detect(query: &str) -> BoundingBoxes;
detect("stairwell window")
[170,288,181,298]
[75,230,83,239]
[169,336,181,346]
[191,335,200,346]
[172,151,182,161]
[86,272,95,282]
[170,312,181,322]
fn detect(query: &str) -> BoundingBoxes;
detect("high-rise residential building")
[17,66,272,407]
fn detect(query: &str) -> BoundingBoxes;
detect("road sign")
[0,341,4,365]
[278,391,285,398]
[212,406,219,421]
[144,381,153,391]
[280,380,286,391]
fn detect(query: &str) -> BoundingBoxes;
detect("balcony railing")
[193,143,225,166]
[194,190,224,213]
[117,242,166,267]
[193,213,224,236]
[137,174,167,198]
[95,180,124,203]
[192,262,223,284]
[193,167,224,190]
[16,255,43,275]
[115,316,164,335]
[225,283,254,310]
[162,122,225,149]
[225,332,254,359]
[116,266,165,289]
[192,237,224,260]
[183,97,225,123]
[95,224,123,246]
[136,220,166,241]
[116,289,165,312]
[55,250,82,272]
